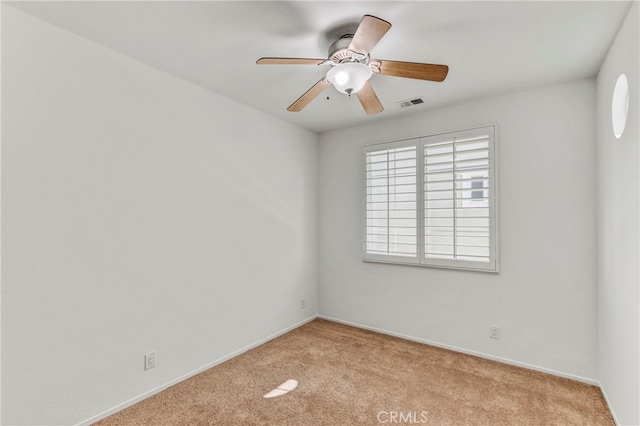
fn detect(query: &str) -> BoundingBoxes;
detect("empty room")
[1,1,639,425]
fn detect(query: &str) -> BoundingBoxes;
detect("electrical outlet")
[489,326,500,339]
[145,352,156,370]
[300,299,306,309]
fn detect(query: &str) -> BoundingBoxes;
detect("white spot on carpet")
[263,379,299,398]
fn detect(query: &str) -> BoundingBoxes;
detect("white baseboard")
[77,315,318,426]
[78,314,609,425]
[318,315,600,386]
[598,383,620,425]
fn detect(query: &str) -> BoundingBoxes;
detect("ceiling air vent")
[398,98,425,108]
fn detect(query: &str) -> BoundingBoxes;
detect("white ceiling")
[7,1,631,134]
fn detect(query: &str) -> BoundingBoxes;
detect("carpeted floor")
[95,319,614,425]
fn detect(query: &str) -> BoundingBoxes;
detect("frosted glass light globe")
[326,63,373,95]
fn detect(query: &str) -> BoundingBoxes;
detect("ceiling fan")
[257,15,449,115]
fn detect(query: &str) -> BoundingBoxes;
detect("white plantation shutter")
[423,126,497,271]
[364,125,498,272]
[364,143,418,262]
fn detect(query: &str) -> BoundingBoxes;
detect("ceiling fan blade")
[356,81,384,116]
[348,15,392,56]
[374,60,449,82]
[257,57,326,65]
[288,78,331,112]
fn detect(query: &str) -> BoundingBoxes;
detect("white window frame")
[363,125,499,273]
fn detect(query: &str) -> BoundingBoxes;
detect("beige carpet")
[96,319,613,425]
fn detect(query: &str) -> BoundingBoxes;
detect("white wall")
[318,78,598,382]
[597,2,640,425]
[1,6,317,425]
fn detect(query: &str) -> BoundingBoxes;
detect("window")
[364,125,498,272]
[470,179,486,201]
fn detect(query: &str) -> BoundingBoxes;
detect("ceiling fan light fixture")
[326,62,372,95]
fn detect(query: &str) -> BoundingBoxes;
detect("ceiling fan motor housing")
[328,35,368,64]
